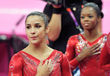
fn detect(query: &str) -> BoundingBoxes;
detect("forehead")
[81,7,96,15]
[26,15,44,23]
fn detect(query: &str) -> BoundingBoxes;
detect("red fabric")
[8,50,72,76]
[100,33,110,75]
[65,35,79,70]
[65,34,107,76]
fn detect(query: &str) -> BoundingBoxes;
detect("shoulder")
[52,50,64,60]
[9,51,24,65]
[68,34,79,40]
[107,32,110,38]
[101,33,108,41]
[53,49,63,56]
[10,51,23,60]
[67,34,79,44]
[9,52,23,73]
[53,50,69,63]
[9,51,24,71]
[11,51,21,58]
[103,33,107,36]
[53,50,67,60]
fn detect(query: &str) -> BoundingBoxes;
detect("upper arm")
[65,36,77,61]
[43,4,61,41]
[65,36,80,70]
[8,54,23,76]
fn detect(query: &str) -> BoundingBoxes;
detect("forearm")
[62,55,72,76]
[69,53,87,70]
[48,14,61,41]
[69,58,79,70]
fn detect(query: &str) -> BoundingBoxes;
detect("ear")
[96,17,101,25]
[97,16,101,22]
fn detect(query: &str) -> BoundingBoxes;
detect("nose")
[30,28,36,34]
[84,17,89,21]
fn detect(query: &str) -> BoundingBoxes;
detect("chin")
[84,26,92,30]
[31,40,41,45]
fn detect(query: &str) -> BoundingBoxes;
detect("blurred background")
[0,0,109,76]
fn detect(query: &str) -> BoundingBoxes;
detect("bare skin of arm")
[47,5,62,41]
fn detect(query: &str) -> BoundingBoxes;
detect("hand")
[36,60,53,76]
[81,43,101,56]
[52,4,62,8]
[46,0,62,8]
[76,43,100,61]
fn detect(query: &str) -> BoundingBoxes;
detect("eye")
[26,25,31,29]
[88,15,93,18]
[35,24,41,28]
[80,16,85,19]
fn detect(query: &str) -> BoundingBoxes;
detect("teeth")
[85,24,89,26]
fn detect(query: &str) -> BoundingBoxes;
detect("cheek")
[91,19,97,25]
[81,19,85,27]
[38,30,46,38]
[25,30,29,35]
[25,30,30,39]
[81,20,83,24]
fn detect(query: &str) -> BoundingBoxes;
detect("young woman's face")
[80,7,99,30]
[25,15,47,45]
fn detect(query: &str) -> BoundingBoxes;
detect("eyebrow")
[34,23,40,25]
[26,23,40,25]
[81,13,93,15]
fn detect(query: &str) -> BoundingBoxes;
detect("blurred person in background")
[43,0,103,53]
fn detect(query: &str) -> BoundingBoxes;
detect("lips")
[84,24,89,26]
[30,36,37,40]
[83,23,90,27]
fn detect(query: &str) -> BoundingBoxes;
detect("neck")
[28,40,49,54]
[83,28,102,40]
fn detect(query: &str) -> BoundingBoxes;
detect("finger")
[92,51,101,55]
[92,43,99,46]
[92,45,101,54]
[48,59,52,64]
[92,43,99,48]
[45,60,49,65]
[48,59,53,67]
[91,43,100,50]
[48,60,53,72]
[39,60,43,65]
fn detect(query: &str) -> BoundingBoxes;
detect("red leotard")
[8,50,72,76]
[65,34,107,76]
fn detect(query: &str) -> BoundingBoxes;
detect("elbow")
[48,34,59,41]
[48,29,61,41]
